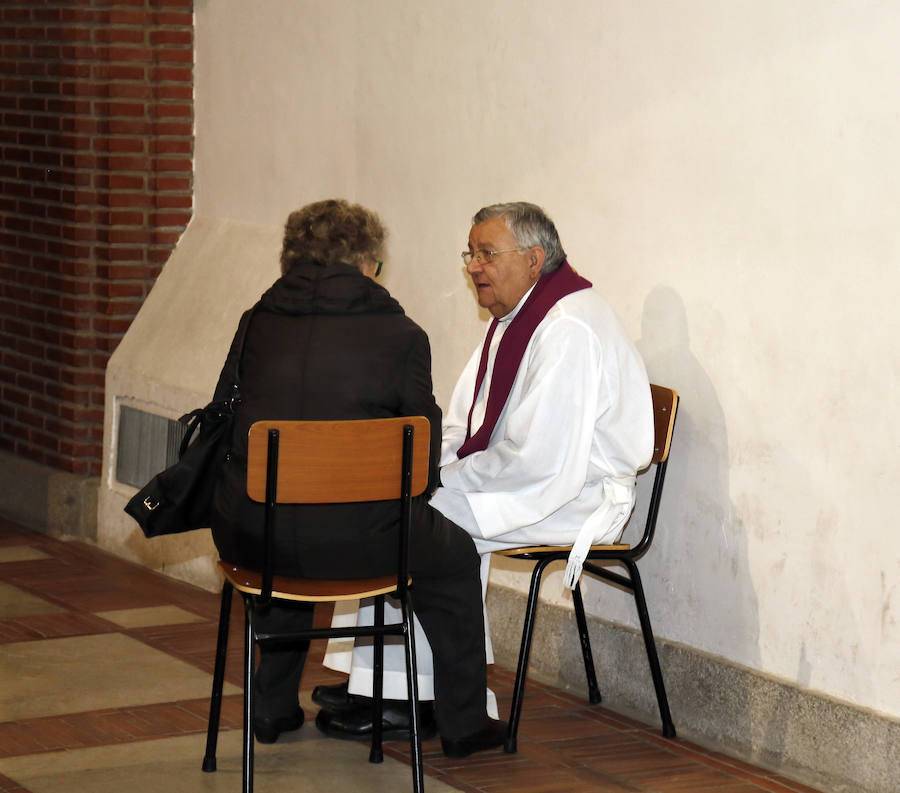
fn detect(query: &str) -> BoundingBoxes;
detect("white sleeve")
[439,342,481,466]
[439,318,604,538]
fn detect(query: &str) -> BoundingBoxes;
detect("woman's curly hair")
[280,199,386,273]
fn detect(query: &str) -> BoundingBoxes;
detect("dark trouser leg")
[252,600,314,720]
[406,502,488,740]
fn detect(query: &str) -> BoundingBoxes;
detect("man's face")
[466,217,542,319]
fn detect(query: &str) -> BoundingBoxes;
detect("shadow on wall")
[627,284,762,750]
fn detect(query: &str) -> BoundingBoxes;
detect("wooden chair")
[201,417,431,793]
[495,384,679,753]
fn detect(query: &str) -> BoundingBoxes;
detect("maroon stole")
[456,260,592,459]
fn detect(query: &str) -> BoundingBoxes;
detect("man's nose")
[465,257,482,275]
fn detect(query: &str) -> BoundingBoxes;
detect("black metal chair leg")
[242,596,255,793]
[401,592,424,793]
[370,595,385,764]
[572,580,602,705]
[625,560,676,738]
[202,581,234,772]
[505,557,554,754]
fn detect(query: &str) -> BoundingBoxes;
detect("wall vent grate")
[116,406,188,489]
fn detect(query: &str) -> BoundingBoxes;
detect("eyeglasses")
[461,248,527,266]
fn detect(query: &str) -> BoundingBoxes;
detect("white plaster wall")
[142,0,897,719]
[99,219,282,586]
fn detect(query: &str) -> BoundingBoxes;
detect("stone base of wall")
[486,583,898,793]
[0,450,98,541]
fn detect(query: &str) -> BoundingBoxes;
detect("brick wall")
[0,0,193,477]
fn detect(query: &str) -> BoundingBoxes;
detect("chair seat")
[495,543,631,558]
[218,560,410,602]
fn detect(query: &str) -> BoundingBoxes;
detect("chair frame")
[496,384,679,753]
[201,417,430,793]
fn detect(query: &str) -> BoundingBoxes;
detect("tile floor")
[0,517,826,793]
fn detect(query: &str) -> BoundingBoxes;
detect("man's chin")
[476,291,494,310]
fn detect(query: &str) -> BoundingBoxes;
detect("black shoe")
[315,700,437,742]
[441,719,507,758]
[311,681,367,713]
[253,707,305,744]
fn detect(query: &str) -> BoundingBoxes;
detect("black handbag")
[124,309,255,538]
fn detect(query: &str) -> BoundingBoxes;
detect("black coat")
[210,261,442,579]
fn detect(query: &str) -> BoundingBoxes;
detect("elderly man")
[316,202,654,739]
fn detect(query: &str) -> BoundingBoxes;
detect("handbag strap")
[177,306,258,452]
[227,305,257,399]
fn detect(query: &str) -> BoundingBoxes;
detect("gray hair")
[472,202,566,274]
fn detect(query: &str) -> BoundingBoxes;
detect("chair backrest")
[649,384,678,465]
[632,384,679,555]
[246,416,431,504]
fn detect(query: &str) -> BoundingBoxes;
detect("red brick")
[107,264,160,281]
[154,85,191,104]
[94,28,146,45]
[150,175,189,191]
[46,61,92,78]
[17,200,47,218]
[152,157,191,173]
[149,66,191,82]
[108,228,152,244]
[32,393,64,415]
[108,192,151,208]
[154,194,191,209]
[107,82,153,100]
[33,43,65,59]
[155,48,193,64]
[2,0,195,473]
[3,386,28,407]
[148,138,191,155]
[107,210,145,225]
[16,370,46,392]
[103,46,154,63]
[91,316,131,334]
[47,98,92,115]
[108,119,152,135]
[150,210,190,227]
[66,116,101,133]
[16,131,46,147]
[18,408,45,430]
[105,299,144,316]
[106,247,145,262]
[1,8,30,23]
[58,295,98,313]
[93,101,146,118]
[149,30,192,46]
[69,152,99,169]
[3,112,30,128]
[46,274,92,294]
[105,173,146,190]
[148,120,191,137]
[45,26,92,43]
[155,11,193,26]
[59,404,104,423]
[146,249,173,266]
[150,102,191,118]
[103,137,145,153]
[15,63,47,80]
[107,154,151,170]
[31,150,62,167]
[0,43,30,59]
[92,63,145,81]
[17,96,47,113]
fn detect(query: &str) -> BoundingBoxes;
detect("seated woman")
[210,199,504,757]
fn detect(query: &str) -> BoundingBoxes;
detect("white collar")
[497,282,538,324]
